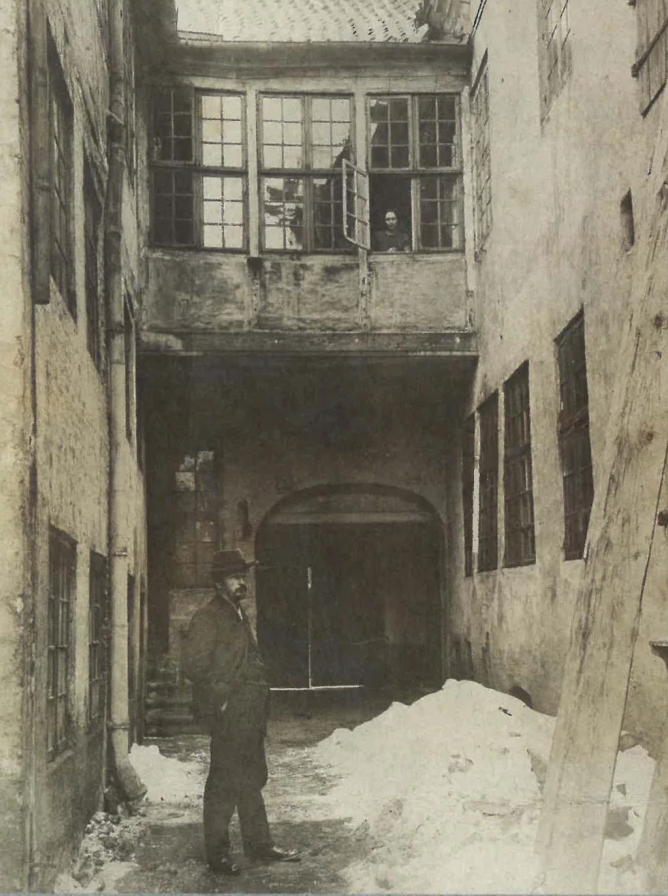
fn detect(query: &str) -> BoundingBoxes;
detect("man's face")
[385,211,398,231]
[221,572,248,603]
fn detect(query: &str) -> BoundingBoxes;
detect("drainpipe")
[105,0,145,804]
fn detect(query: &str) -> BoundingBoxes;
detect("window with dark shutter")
[504,363,536,567]
[478,393,499,572]
[556,311,594,560]
[462,414,475,577]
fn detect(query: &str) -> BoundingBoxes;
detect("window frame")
[478,392,499,573]
[538,0,572,121]
[471,57,492,254]
[367,92,464,253]
[556,310,594,561]
[88,551,107,728]
[48,34,76,315]
[48,528,76,759]
[632,0,668,114]
[173,450,219,588]
[150,86,249,251]
[258,91,355,254]
[503,362,536,568]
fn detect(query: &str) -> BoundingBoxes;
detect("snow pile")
[599,742,655,894]
[315,680,654,894]
[54,812,143,894]
[129,743,204,806]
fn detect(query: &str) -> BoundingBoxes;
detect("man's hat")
[211,549,256,581]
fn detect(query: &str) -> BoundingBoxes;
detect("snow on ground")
[129,743,205,806]
[315,680,654,894]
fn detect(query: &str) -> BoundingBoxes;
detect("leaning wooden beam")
[536,144,668,892]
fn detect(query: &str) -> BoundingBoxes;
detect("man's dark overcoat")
[183,594,270,785]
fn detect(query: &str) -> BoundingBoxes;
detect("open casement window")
[343,160,370,249]
[633,0,668,113]
[368,94,463,252]
[259,94,354,252]
[151,87,247,250]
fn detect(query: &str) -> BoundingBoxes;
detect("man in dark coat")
[183,549,299,876]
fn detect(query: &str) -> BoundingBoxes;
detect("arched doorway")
[255,485,443,691]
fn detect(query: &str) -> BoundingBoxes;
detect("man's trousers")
[203,714,272,862]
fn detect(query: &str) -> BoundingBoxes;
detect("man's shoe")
[207,857,241,876]
[250,846,300,863]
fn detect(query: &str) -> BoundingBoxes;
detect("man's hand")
[220,700,228,714]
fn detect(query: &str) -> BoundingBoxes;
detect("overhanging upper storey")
[139,4,475,355]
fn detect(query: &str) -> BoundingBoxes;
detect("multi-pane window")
[259,94,353,251]
[173,450,219,587]
[504,363,536,567]
[151,88,246,249]
[538,0,572,120]
[48,529,76,758]
[368,94,463,251]
[48,37,75,313]
[633,0,668,113]
[88,552,107,726]
[462,414,475,577]
[84,159,103,371]
[556,311,594,560]
[471,60,492,252]
[478,393,499,572]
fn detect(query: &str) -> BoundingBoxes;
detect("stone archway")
[255,485,444,691]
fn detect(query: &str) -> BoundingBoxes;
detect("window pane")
[223,178,243,201]
[282,97,303,121]
[262,177,304,250]
[222,95,242,120]
[223,145,243,167]
[263,145,283,168]
[224,201,243,224]
[203,143,223,167]
[203,177,222,200]
[203,225,223,247]
[224,226,244,248]
[201,94,221,119]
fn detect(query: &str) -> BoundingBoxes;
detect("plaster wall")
[0,0,32,889]
[450,0,668,750]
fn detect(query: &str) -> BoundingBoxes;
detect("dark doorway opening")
[257,501,442,692]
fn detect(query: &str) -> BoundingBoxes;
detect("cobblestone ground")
[113,692,398,894]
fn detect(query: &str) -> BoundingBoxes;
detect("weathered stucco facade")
[450,0,668,753]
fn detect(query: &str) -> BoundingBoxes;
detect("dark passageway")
[256,487,443,693]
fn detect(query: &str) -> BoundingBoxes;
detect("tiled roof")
[176,0,431,43]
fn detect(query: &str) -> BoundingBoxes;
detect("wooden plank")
[536,170,668,891]
[28,0,51,305]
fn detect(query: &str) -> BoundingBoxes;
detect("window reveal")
[556,311,594,560]
[368,94,462,252]
[259,94,353,251]
[504,363,536,567]
[478,393,499,572]
[151,88,246,249]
